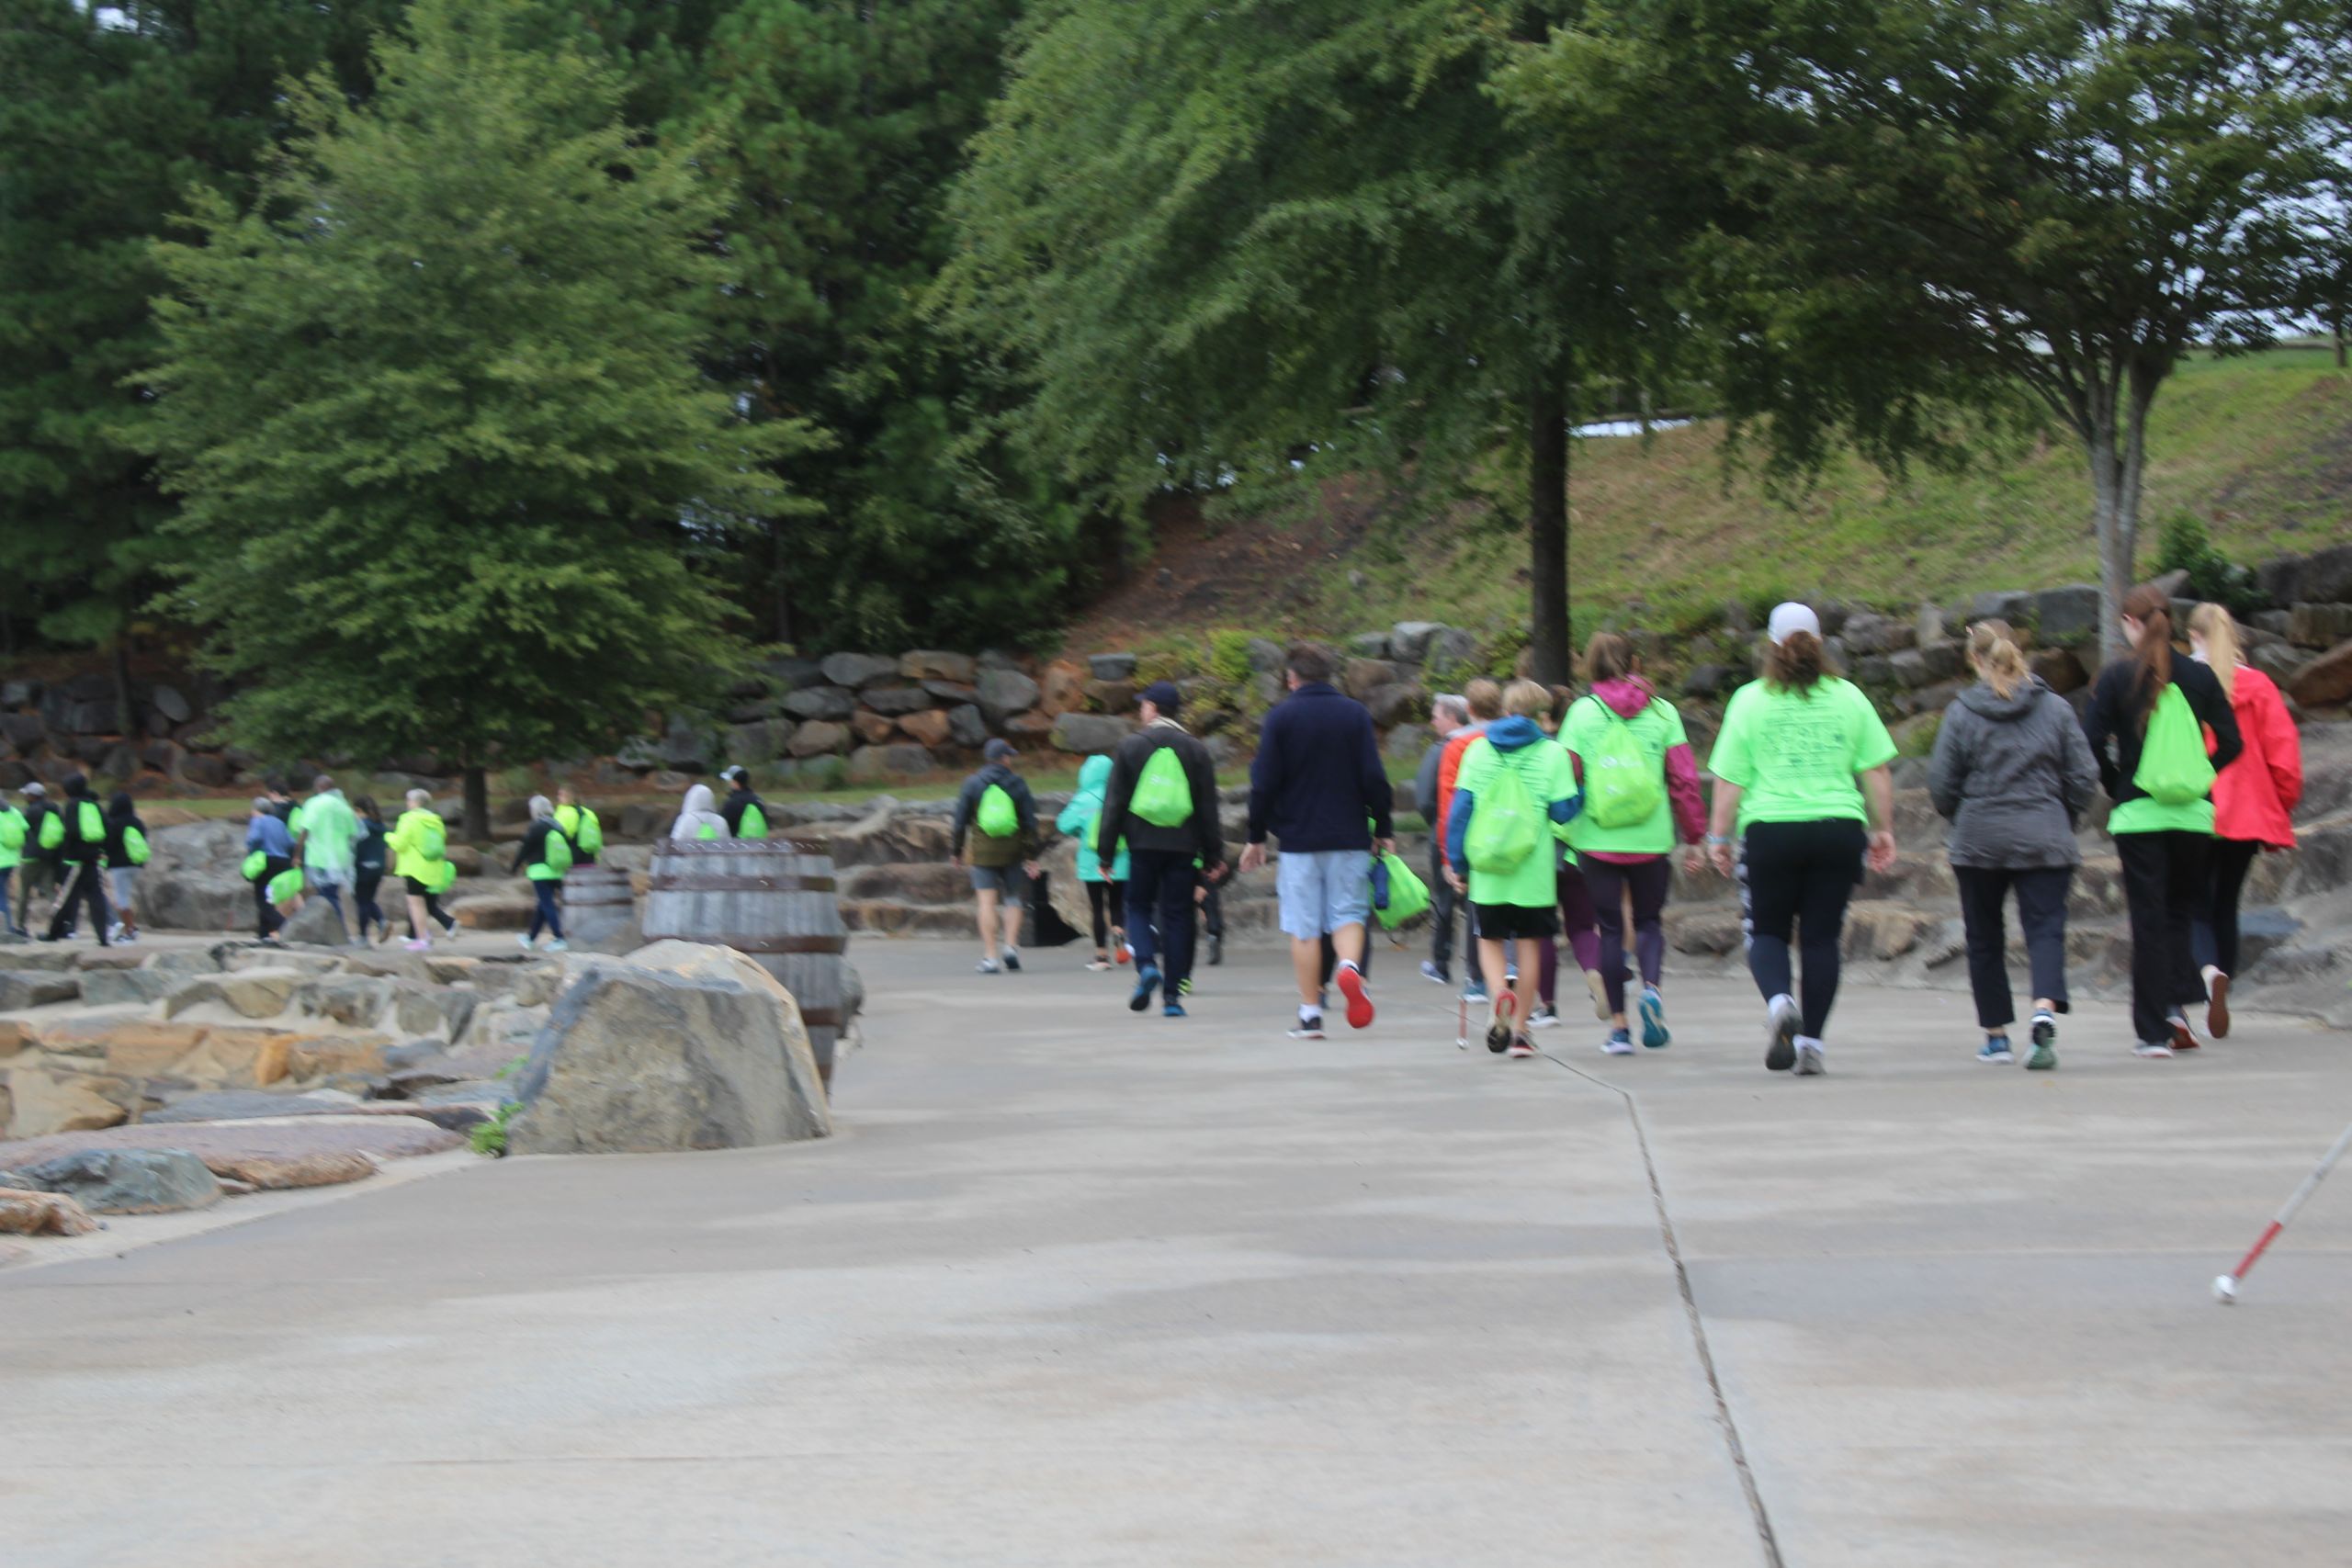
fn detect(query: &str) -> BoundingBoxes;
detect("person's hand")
[1709,839,1736,879]
[1445,868,1466,895]
[1375,838,1395,859]
[1681,847,1708,879]
[1024,860,1042,880]
[950,853,963,869]
[1867,830,1897,875]
[1238,842,1266,874]
[1193,884,1207,904]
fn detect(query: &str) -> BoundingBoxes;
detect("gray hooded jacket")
[1927,678,2099,869]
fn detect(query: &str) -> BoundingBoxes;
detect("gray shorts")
[1275,848,1373,941]
[968,863,1021,897]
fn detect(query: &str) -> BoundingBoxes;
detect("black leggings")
[1580,857,1672,1017]
[2117,830,2211,1043]
[355,872,385,940]
[1084,879,1126,950]
[1954,865,2073,1031]
[2192,838,2262,977]
[252,854,291,939]
[47,859,111,945]
[1739,819,1865,1040]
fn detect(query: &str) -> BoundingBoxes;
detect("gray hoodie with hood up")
[1927,677,2099,869]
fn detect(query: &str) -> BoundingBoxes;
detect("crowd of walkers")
[3,586,2305,1067]
[1003,593,2305,1073]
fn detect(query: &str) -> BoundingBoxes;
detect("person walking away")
[951,739,1041,973]
[39,775,111,946]
[1435,680,1503,1003]
[0,789,27,940]
[1704,604,1900,1077]
[265,777,298,823]
[243,794,295,942]
[1444,681,1580,1057]
[1561,632,1707,1055]
[388,789,459,951]
[1241,644,1396,1039]
[352,796,390,945]
[1099,682,1226,1019]
[671,782,729,841]
[510,795,573,951]
[2086,586,2244,1055]
[1928,622,2099,1069]
[1417,694,1469,987]
[1056,753,1131,969]
[1529,685,1604,1031]
[102,792,150,943]
[2188,604,2302,1039]
[718,766,771,839]
[294,775,359,932]
[17,783,61,935]
[553,787,604,864]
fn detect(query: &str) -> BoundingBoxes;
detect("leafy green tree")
[0,0,403,710]
[141,0,808,835]
[682,0,1083,651]
[1534,0,2348,652]
[939,1,1691,682]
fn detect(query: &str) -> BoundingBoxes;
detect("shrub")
[470,1100,518,1156]
[2155,513,2265,616]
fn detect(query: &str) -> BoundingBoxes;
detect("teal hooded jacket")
[1055,754,1131,883]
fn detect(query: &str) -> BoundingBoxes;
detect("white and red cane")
[2215,1116,2352,1303]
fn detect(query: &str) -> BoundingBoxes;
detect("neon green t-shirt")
[1454,734,1577,908]
[1563,695,1687,857]
[1708,677,1896,829]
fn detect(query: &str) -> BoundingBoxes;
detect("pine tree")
[0,0,403,700]
[141,0,810,835]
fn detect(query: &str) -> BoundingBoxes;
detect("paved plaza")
[6,938,2350,1566]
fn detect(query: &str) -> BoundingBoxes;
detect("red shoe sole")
[2208,974,2231,1040]
[2171,1018,2199,1052]
[1336,964,1374,1030]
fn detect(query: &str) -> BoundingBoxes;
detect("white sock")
[1300,1003,1320,1022]
[1796,1034,1824,1053]
[1770,992,1796,1014]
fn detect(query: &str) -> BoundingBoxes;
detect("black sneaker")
[1207,936,1223,967]
[1287,1013,1326,1040]
[1002,949,1023,973]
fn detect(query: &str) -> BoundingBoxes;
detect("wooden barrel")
[639,839,847,1084]
[560,863,639,953]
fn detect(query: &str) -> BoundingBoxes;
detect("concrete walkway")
[6,938,2351,1566]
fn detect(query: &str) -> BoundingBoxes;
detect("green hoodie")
[1055,754,1131,883]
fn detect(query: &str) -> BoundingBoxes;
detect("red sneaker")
[1335,962,1374,1030]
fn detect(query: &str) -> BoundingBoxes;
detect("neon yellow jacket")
[386,808,447,881]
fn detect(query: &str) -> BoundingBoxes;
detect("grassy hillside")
[1060,346,2351,658]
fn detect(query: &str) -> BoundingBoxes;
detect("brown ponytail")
[1582,631,1637,686]
[1966,620,2030,700]
[2121,582,2175,729]
[1763,630,1831,694]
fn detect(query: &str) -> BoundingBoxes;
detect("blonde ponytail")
[1966,620,2030,701]
[2188,602,2241,701]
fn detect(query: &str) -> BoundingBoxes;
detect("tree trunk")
[2086,406,2131,665]
[768,522,794,646]
[110,634,137,741]
[1528,380,1571,686]
[462,763,491,842]
[2335,312,2346,369]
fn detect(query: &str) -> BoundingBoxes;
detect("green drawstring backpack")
[1464,753,1541,875]
[1370,850,1431,930]
[1582,698,1666,829]
[266,866,304,906]
[1130,748,1193,827]
[241,850,268,881]
[976,783,1019,838]
[120,825,150,866]
[540,827,574,877]
[2134,684,2217,807]
[738,801,768,840]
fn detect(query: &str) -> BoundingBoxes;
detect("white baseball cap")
[1767,603,1822,646]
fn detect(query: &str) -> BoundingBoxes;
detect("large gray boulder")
[1,1147,221,1214]
[506,942,831,1155]
[136,819,252,934]
[1049,712,1134,754]
[976,668,1042,727]
[820,652,900,690]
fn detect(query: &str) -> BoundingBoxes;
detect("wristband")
[1705,834,1731,846]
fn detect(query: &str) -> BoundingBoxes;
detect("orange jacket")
[1434,723,1487,869]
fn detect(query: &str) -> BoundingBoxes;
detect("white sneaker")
[976,957,1001,974]
[2132,1039,2175,1058]
[516,933,533,951]
[1600,1032,1634,1056]
[548,939,569,953]
[1795,1040,1826,1077]
[1584,969,1611,1021]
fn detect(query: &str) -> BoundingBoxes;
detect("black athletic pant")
[1581,857,1672,1017]
[253,853,291,939]
[355,871,385,940]
[45,859,109,945]
[1953,865,2073,1032]
[2191,838,2262,977]
[1084,878,1126,950]
[1739,818,1865,1040]
[1200,876,1224,941]
[1125,850,1199,991]
[1428,839,1459,973]
[2117,830,2211,1043]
